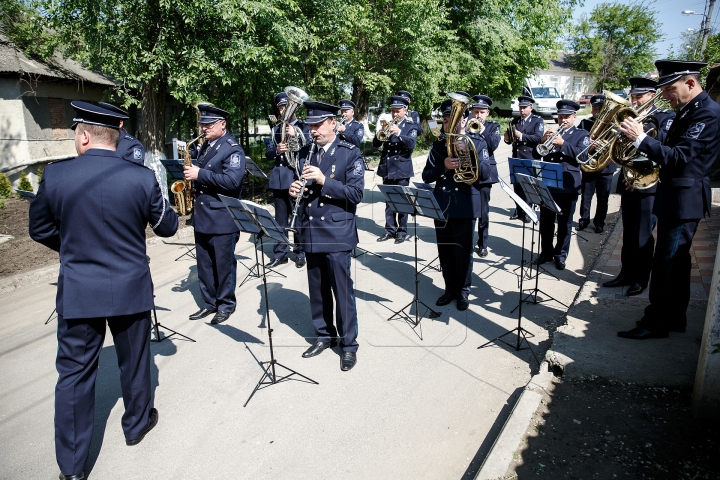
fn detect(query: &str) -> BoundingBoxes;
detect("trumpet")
[466,116,485,135]
[536,120,569,157]
[376,114,399,142]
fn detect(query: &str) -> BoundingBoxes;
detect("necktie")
[317,148,325,167]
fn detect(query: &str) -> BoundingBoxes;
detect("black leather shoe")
[595,225,604,234]
[634,320,686,333]
[295,257,306,268]
[302,340,337,358]
[394,236,407,244]
[555,258,566,270]
[509,211,519,220]
[436,292,456,306]
[189,308,216,320]
[617,327,669,340]
[626,283,644,296]
[522,216,531,223]
[457,296,470,311]
[341,352,357,371]
[603,276,630,288]
[59,473,85,480]
[266,257,288,269]
[126,408,158,446]
[210,311,231,325]
[537,254,553,265]
[576,220,589,231]
[377,233,394,242]
[478,247,488,257]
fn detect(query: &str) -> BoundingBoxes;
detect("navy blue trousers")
[642,218,700,332]
[272,189,305,259]
[579,172,612,227]
[435,218,475,297]
[55,312,152,476]
[383,178,409,237]
[540,193,578,262]
[476,185,492,249]
[306,251,359,352]
[619,190,656,286]
[195,231,239,313]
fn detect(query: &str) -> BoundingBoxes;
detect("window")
[548,76,560,89]
[573,77,583,94]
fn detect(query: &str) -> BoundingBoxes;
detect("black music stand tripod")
[378,185,444,333]
[220,195,318,407]
[412,182,441,274]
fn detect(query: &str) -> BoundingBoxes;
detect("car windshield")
[531,87,561,99]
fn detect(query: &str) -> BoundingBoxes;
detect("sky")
[570,0,714,59]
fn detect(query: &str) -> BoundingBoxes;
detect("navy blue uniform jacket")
[267,121,311,190]
[422,134,490,219]
[578,117,617,176]
[374,116,420,179]
[297,139,365,253]
[339,119,365,148]
[638,90,720,219]
[193,132,246,234]
[116,129,145,165]
[534,125,590,195]
[28,148,178,319]
[508,114,545,159]
[479,120,501,185]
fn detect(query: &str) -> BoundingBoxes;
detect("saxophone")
[170,133,205,215]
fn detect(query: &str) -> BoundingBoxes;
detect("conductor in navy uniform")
[617,60,720,340]
[423,98,490,311]
[98,102,145,164]
[470,94,500,257]
[504,95,545,221]
[604,77,675,297]
[29,101,178,480]
[397,90,421,124]
[266,92,309,268]
[577,94,616,234]
[535,100,590,270]
[337,99,365,148]
[184,104,246,325]
[374,95,421,243]
[289,101,364,371]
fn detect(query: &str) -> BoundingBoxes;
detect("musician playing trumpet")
[336,99,365,148]
[373,95,421,244]
[534,100,590,270]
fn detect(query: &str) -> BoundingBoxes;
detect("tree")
[0,0,58,60]
[568,2,662,90]
[18,170,33,192]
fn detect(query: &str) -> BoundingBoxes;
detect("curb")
[474,363,555,480]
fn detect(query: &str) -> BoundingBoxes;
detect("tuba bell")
[280,86,310,168]
[577,90,632,172]
[446,92,480,184]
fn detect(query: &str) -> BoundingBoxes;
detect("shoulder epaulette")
[226,138,239,147]
[48,156,76,165]
[338,140,355,149]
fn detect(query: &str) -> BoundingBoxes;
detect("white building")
[538,52,599,101]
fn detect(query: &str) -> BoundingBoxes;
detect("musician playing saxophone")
[422,98,490,311]
[373,95,421,243]
[534,100,589,271]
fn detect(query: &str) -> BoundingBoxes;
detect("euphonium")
[376,114,399,142]
[446,92,480,184]
[281,86,310,168]
[537,120,569,157]
[578,90,632,172]
[170,133,206,216]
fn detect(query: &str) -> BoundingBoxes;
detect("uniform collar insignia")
[332,165,336,173]
[330,147,336,156]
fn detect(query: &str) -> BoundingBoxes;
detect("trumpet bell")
[466,118,485,134]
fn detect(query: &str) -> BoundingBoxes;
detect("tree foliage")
[0,0,58,60]
[568,2,662,90]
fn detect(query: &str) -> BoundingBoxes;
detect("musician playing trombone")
[266,91,310,269]
[534,100,590,270]
[374,95,421,244]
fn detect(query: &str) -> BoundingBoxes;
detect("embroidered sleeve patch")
[538,123,545,133]
[482,149,489,161]
[354,160,364,176]
[410,130,417,138]
[230,154,241,168]
[583,136,590,146]
[665,119,673,131]
[133,148,142,160]
[684,122,705,139]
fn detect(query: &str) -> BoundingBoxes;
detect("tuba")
[170,133,206,216]
[578,90,632,172]
[446,92,480,184]
[280,86,310,168]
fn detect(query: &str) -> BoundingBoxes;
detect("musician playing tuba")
[373,95,421,244]
[265,91,310,269]
[421,95,490,311]
[534,100,590,271]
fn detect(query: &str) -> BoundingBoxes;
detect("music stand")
[15,189,36,202]
[377,185,445,331]
[513,173,569,311]
[219,195,318,407]
[479,177,539,365]
[412,182,440,273]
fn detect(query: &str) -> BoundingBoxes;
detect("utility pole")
[700,0,716,57]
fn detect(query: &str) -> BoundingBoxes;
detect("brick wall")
[48,98,67,139]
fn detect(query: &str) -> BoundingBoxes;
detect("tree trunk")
[140,75,166,157]
[352,79,370,122]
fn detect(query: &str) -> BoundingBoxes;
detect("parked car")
[610,89,628,99]
[493,75,562,120]
[578,93,596,105]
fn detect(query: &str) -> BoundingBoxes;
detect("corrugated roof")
[0,35,115,86]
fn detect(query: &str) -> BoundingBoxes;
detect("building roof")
[0,34,115,86]
[549,52,573,72]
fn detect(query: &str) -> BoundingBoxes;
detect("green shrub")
[0,172,12,198]
[0,198,5,209]
[37,165,44,185]
[18,170,33,192]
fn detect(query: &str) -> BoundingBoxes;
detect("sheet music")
[498,177,538,223]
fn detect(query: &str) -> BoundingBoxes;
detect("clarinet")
[287,138,317,234]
